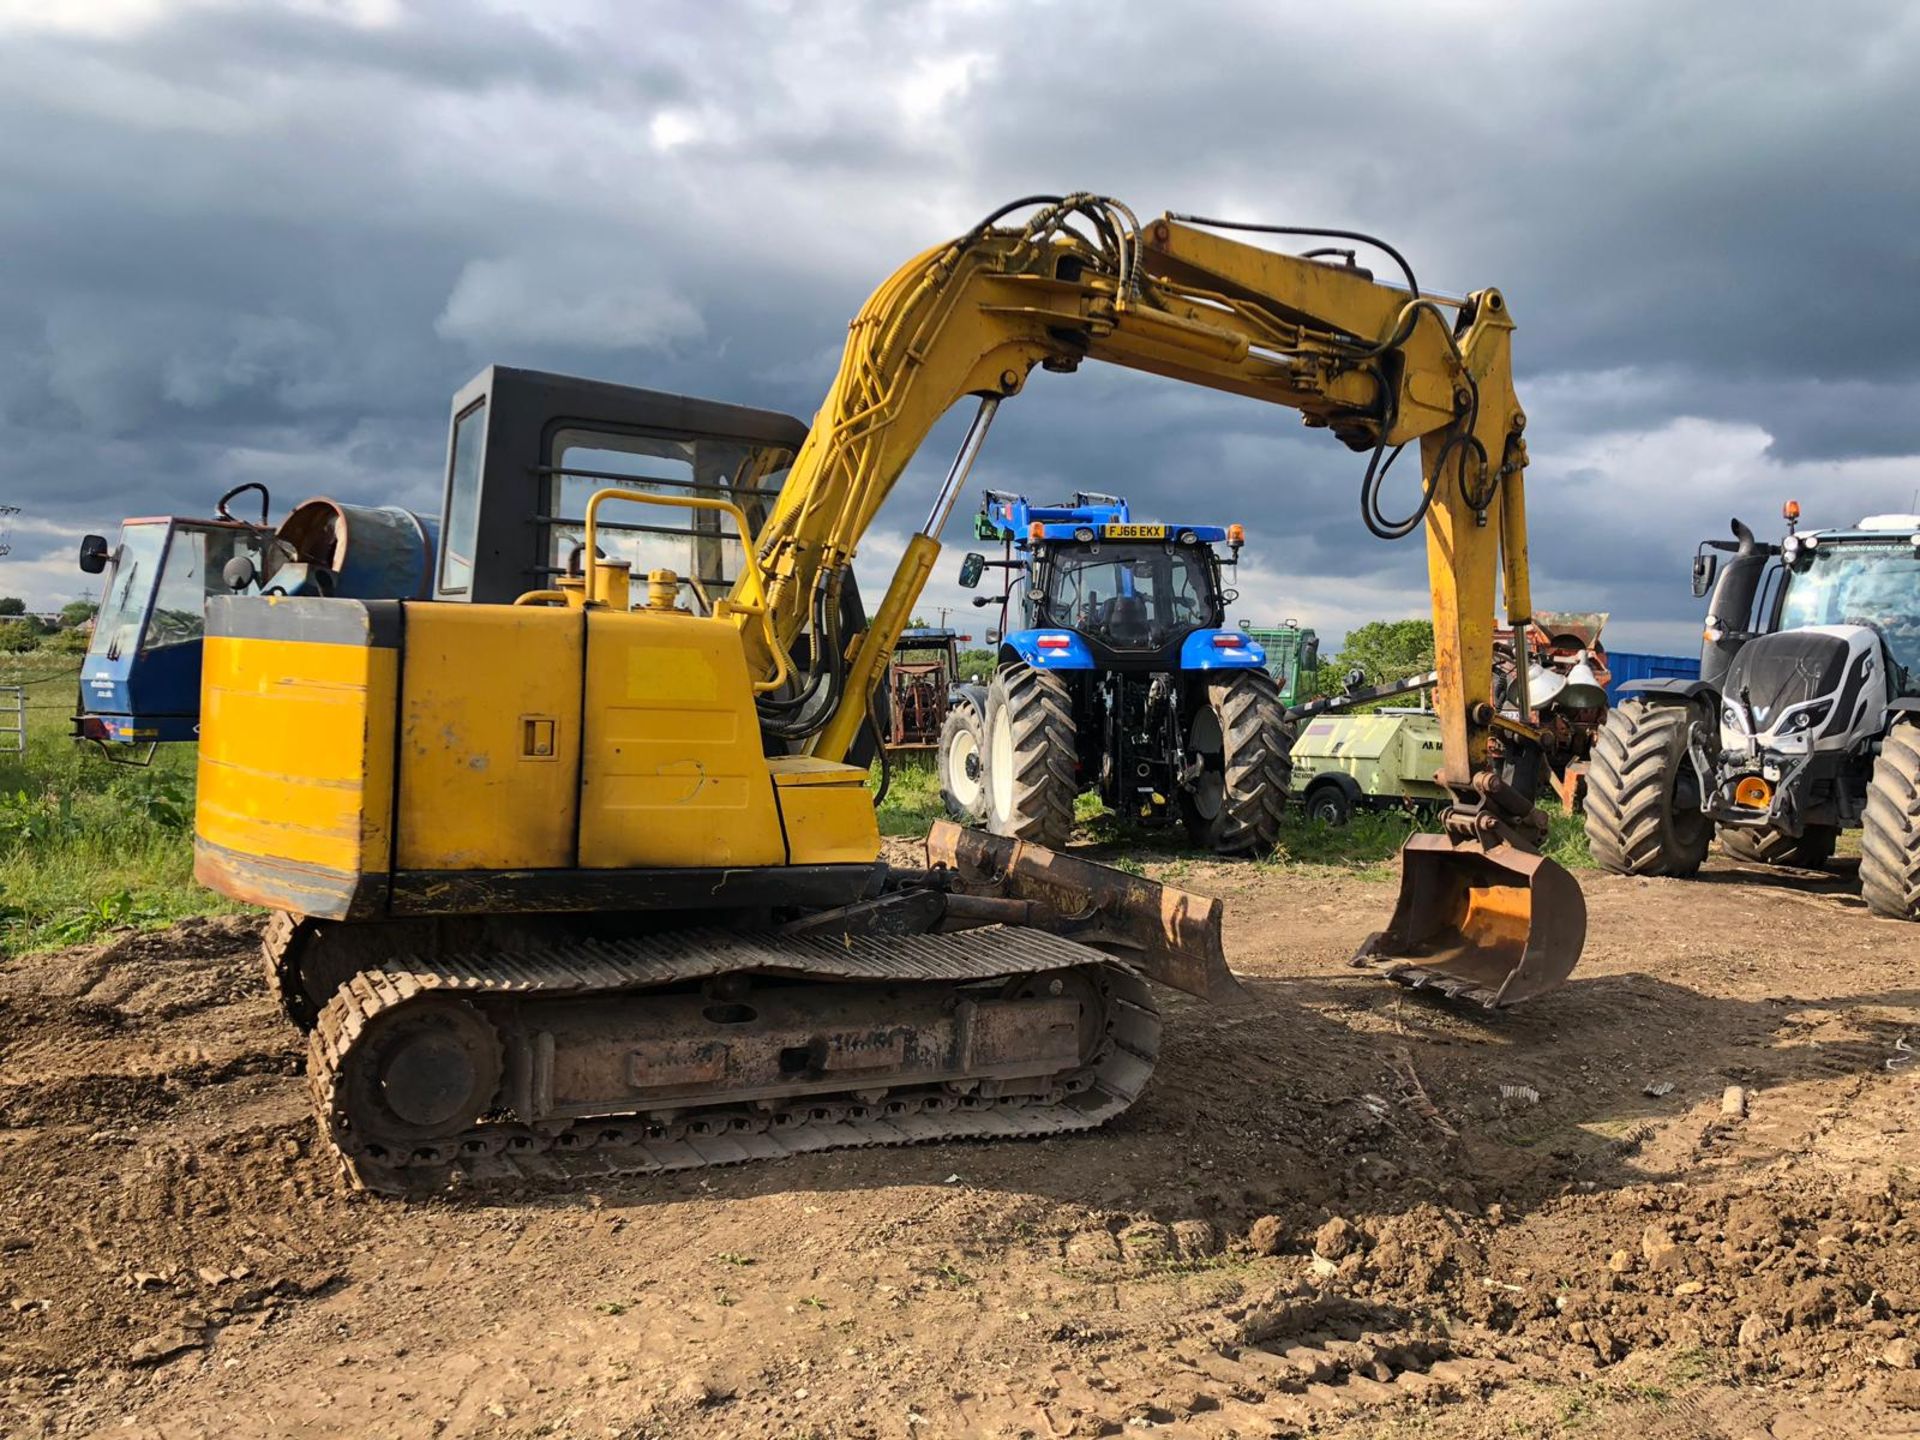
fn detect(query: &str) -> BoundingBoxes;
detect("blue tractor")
[939,491,1292,854]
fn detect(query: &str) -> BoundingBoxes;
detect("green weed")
[0,661,241,955]
[1544,810,1594,869]
[869,756,947,836]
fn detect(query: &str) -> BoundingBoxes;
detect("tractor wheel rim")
[1189,706,1225,821]
[989,704,1015,821]
[949,727,982,810]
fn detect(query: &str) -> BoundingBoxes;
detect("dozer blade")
[1352,833,1586,1007]
[925,820,1248,1004]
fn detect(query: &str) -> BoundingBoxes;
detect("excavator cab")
[431,365,806,607]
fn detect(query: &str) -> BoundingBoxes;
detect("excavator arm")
[733,198,1532,814]
[711,194,1582,1002]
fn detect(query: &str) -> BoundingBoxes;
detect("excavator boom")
[690,194,1583,999]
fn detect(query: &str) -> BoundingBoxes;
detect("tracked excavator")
[193,196,1587,1192]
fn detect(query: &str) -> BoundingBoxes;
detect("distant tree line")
[0,599,98,654]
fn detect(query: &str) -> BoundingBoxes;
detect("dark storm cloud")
[1,0,1915,656]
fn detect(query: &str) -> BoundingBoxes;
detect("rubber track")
[1206,670,1293,855]
[1861,723,1920,921]
[1719,823,1835,868]
[991,663,1077,849]
[306,925,1160,1194]
[1583,701,1707,876]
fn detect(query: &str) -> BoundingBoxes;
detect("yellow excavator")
[194,196,1586,1191]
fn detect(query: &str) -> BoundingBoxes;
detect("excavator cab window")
[439,399,488,593]
[432,366,809,605]
[540,428,791,601]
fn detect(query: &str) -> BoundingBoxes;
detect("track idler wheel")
[340,994,503,1148]
[1354,834,1586,1007]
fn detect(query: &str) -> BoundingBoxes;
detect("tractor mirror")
[1303,635,1321,669]
[78,534,110,574]
[222,555,259,592]
[1691,549,1718,598]
[986,628,1000,644]
[1221,587,1239,603]
[957,552,986,589]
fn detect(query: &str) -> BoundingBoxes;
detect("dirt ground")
[1,849,1917,1440]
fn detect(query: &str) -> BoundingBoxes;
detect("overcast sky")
[3,0,1917,655]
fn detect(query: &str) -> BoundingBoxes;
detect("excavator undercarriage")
[265,824,1208,1193]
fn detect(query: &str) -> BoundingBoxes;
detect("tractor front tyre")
[937,699,989,824]
[1583,699,1711,877]
[1860,722,1920,921]
[1719,823,1839,870]
[985,663,1077,849]
[1180,670,1292,856]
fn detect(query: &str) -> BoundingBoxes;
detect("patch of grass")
[1263,807,1437,874]
[1665,1346,1718,1385]
[869,756,946,836]
[0,660,241,956]
[1545,810,1594,870]
[1617,1380,1671,1406]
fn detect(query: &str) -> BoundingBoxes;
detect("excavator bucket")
[924,821,1248,1004]
[1352,834,1586,1007]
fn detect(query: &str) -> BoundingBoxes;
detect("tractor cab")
[963,491,1256,673]
[76,510,276,746]
[1774,515,1920,692]
[75,483,438,753]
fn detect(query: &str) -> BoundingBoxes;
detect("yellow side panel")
[197,634,395,876]
[397,605,584,870]
[579,611,786,868]
[771,758,879,865]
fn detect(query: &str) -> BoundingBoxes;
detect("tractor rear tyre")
[1719,823,1838,869]
[985,663,1077,849]
[1584,699,1711,876]
[1180,670,1293,856]
[1861,722,1920,921]
[937,697,989,824]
